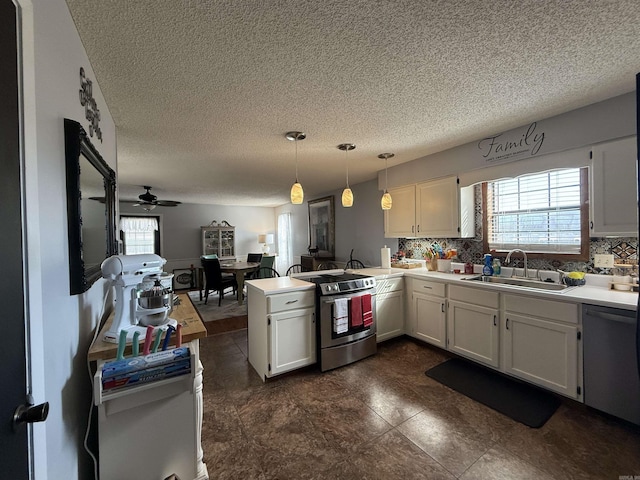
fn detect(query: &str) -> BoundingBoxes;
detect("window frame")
[482,167,589,262]
[119,214,161,255]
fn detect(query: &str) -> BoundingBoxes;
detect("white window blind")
[276,213,292,274]
[487,168,582,254]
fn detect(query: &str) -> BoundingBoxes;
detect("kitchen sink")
[463,275,571,291]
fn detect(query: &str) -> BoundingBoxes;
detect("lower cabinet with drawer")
[375,276,405,342]
[448,285,500,368]
[247,286,316,381]
[407,277,447,347]
[502,293,581,399]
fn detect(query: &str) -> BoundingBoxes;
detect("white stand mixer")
[101,254,178,343]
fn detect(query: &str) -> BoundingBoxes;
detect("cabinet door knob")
[493,315,497,326]
[506,318,510,330]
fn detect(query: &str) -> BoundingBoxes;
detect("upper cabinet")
[384,184,416,237]
[201,223,235,260]
[590,136,637,237]
[384,176,475,238]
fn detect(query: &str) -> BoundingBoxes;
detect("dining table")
[219,261,260,305]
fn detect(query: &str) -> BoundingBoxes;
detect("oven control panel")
[319,277,376,295]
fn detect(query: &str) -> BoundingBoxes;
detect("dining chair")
[345,259,365,269]
[252,267,280,279]
[245,253,263,280]
[316,262,339,271]
[286,264,304,276]
[247,253,263,263]
[259,255,275,269]
[201,257,237,306]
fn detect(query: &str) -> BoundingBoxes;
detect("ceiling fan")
[124,186,181,210]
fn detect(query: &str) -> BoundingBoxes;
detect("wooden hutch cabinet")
[201,221,235,260]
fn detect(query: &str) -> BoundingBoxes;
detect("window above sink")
[483,167,590,262]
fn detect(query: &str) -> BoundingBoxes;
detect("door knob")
[13,394,49,430]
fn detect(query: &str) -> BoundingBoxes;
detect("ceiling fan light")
[291,181,304,204]
[342,188,353,207]
[381,190,392,210]
[142,204,157,211]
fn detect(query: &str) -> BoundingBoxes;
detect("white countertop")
[250,267,637,310]
[351,266,638,311]
[246,276,316,295]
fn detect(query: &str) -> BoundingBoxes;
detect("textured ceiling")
[65,0,640,207]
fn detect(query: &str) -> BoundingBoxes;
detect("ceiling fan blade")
[88,196,106,203]
[156,200,181,206]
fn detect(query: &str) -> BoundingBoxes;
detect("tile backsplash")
[398,186,637,274]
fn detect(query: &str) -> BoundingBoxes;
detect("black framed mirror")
[64,118,117,295]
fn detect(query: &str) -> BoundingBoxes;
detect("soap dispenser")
[492,258,501,276]
[483,254,493,276]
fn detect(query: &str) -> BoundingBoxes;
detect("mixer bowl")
[137,293,173,326]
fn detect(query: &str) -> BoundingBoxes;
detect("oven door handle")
[320,293,375,305]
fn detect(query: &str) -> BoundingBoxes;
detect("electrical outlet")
[594,254,615,268]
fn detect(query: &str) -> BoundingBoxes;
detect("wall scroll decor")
[79,67,103,142]
[206,220,233,227]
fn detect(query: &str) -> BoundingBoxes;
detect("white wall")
[275,201,309,265]
[20,0,117,478]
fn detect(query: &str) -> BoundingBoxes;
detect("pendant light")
[379,153,394,210]
[338,143,356,207]
[286,131,306,204]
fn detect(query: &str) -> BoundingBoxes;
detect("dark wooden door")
[0,0,31,477]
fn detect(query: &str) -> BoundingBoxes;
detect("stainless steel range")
[303,272,377,372]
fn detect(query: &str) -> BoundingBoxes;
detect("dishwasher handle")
[584,307,636,325]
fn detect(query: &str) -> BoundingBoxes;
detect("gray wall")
[380,92,636,189]
[120,202,276,273]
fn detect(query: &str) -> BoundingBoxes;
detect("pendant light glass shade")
[381,191,392,210]
[286,131,306,204]
[338,143,356,208]
[342,188,353,207]
[291,182,304,204]
[378,153,395,210]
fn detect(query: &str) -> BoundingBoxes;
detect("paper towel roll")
[381,246,391,269]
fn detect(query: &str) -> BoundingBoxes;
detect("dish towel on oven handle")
[333,298,349,334]
[350,295,363,328]
[362,293,373,328]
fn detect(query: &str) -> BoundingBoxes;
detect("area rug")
[425,357,561,428]
[186,290,247,335]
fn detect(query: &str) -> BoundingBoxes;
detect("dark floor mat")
[426,357,560,428]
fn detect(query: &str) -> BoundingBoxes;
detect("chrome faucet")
[505,249,528,278]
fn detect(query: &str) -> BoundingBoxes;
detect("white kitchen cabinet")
[247,286,316,381]
[590,135,637,237]
[384,184,416,237]
[407,278,446,347]
[384,176,474,238]
[375,276,405,342]
[447,285,500,368]
[503,294,581,400]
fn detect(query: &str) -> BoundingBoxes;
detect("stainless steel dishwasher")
[582,304,640,425]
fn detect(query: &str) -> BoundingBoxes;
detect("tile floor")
[199,330,640,479]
